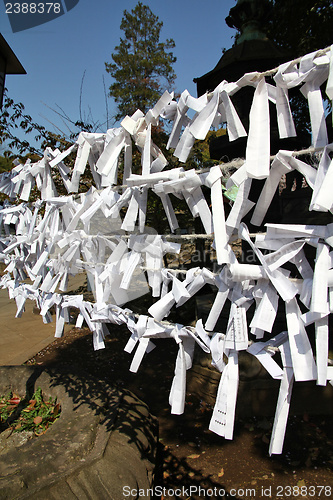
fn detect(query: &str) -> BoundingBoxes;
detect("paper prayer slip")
[0,46,332,454]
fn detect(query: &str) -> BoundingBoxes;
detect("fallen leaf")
[52,403,61,416]
[9,397,20,405]
[33,416,43,425]
[218,468,224,477]
[297,480,306,488]
[187,454,200,459]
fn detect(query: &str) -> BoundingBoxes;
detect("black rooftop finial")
[225,0,272,45]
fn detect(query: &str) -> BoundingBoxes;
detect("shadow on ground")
[24,324,333,500]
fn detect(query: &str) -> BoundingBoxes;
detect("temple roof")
[0,34,26,74]
[194,38,289,96]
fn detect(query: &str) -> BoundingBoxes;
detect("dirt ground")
[24,319,333,500]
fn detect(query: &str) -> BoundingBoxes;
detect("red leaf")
[9,397,20,405]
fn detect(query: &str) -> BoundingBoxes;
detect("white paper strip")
[209,350,239,440]
[245,78,270,179]
[269,340,294,455]
[285,297,317,381]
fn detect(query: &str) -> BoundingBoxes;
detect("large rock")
[187,353,333,417]
[0,366,157,499]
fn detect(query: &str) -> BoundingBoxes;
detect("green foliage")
[0,89,98,199]
[0,91,72,157]
[105,2,176,121]
[0,88,99,160]
[227,1,332,135]
[0,387,61,436]
[185,129,226,171]
[265,0,333,134]
[265,0,333,57]
[0,155,14,173]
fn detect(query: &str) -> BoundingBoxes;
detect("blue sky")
[1,0,237,143]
